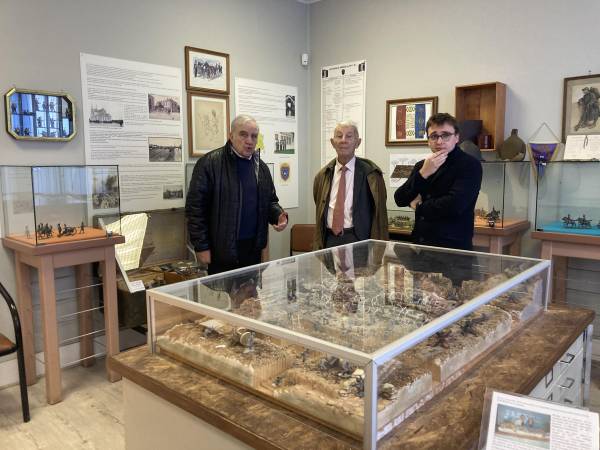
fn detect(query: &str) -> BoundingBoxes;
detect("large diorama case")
[0,165,121,244]
[534,160,600,236]
[146,240,550,449]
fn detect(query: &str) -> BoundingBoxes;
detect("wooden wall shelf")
[455,82,506,150]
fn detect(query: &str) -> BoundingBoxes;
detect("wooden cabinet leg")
[508,235,522,256]
[14,253,37,386]
[101,247,121,382]
[76,264,95,367]
[552,256,568,304]
[39,256,62,404]
[489,237,503,254]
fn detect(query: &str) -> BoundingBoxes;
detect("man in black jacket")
[186,115,288,274]
[394,113,482,250]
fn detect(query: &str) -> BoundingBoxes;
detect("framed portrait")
[185,46,230,94]
[562,73,600,141]
[187,92,229,157]
[385,96,438,146]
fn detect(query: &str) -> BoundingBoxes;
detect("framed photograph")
[187,92,229,157]
[385,96,438,146]
[562,73,600,141]
[185,46,230,94]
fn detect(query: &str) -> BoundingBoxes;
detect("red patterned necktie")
[331,165,348,235]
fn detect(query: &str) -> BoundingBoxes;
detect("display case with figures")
[475,161,530,229]
[534,161,600,236]
[0,165,121,246]
[147,239,550,448]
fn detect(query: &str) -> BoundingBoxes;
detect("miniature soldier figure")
[37,117,42,127]
[57,223,62,237]
[25,225,31,239]
[80,221,85,234]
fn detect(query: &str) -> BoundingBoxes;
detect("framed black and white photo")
[185,46,230,95]
[562,73,600,142]
[187,92,229,157]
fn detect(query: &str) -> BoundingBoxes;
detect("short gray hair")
[231,114,259,132]
[334,120,359,138]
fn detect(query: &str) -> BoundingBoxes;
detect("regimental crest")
[279,162,290,181]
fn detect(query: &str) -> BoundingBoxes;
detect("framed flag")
[385,96,438,146]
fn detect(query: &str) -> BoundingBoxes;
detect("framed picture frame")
[185,46,230,94]
[562,73,600,142]
[187,92,230,157]
[5,87,76,141]
[385,96,438,146]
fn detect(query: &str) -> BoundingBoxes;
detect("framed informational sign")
[385,96,438,146]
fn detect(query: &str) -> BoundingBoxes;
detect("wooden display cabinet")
[455,82,506,152]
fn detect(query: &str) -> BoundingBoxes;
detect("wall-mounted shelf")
[455,82,506,150]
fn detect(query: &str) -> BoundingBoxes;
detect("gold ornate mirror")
[5,88,76,141]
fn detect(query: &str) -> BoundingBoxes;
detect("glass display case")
[475,161,530,228]
[146,240,550,449]
[535,161,600,236]
[0,165,121,245]
[94,207,205,328]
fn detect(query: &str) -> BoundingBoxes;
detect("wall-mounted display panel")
[5,88,76,141]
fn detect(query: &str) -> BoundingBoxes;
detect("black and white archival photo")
[148,94,181,121]
[148,136,182,162]
[162,184,183,200]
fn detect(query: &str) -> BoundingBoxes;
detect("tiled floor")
[1,359,599,449]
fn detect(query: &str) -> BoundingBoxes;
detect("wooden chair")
[290,224,315,255]
[0,282,30,422]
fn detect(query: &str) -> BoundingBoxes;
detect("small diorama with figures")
[10,221,113,246]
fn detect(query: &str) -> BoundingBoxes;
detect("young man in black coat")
[186,115,288,274]
[394,113,482,250]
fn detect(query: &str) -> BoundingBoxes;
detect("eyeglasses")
[428,132,455,142]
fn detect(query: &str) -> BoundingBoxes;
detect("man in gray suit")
[313,121,389,249]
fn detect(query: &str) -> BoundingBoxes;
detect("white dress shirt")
[326,156,356,230]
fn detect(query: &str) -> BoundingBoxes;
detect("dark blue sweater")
[236,156,258,240]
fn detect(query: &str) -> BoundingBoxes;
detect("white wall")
[0,0,310,377]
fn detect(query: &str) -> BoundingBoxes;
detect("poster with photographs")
[185,46,230,94]
[188,93,229,156]
[480,389,599,450]
[235,78,298,208]
[81,53,185,212]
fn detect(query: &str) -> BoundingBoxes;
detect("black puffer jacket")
[186,142,284,265]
